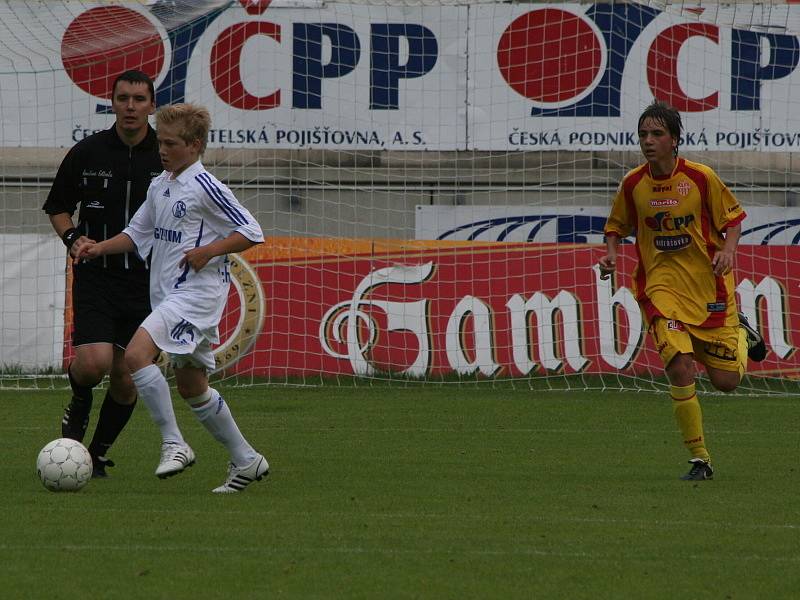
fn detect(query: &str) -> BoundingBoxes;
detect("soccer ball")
[36,438,93,492]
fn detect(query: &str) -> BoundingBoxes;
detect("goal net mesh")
[2,0,799,392]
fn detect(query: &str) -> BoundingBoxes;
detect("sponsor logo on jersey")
[85,200,103,209]
[644,211,695,232]
[172,200,187,218]
[677,181,691,196]
[649,198,678,208]
[727,204,741,213]
[654,234,691,251]
[706,302,726,312]
[163,188,170,197]
[154,227,182,243]
[651,185,671,193]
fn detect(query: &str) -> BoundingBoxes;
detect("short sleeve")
[707,170,745,232]
[194,173,264,243]
[43,146,80,216]
[604,178,634,239]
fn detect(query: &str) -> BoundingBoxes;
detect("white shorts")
[140,306,216,371]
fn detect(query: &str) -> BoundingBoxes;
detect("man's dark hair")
[111,70,155,103]
[638,100,682,157]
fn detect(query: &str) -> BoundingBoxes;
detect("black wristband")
[62,228,80,249]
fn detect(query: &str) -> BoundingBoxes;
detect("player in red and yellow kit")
[598,101,766,481]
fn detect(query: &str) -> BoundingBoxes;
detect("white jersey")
[123,160,264,342]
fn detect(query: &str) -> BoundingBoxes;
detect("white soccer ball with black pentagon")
[36,438,92,492]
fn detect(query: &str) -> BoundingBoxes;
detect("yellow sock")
[737,327,748,379]
[671,383,710,462]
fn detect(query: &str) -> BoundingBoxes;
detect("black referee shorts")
[72,264,151,349]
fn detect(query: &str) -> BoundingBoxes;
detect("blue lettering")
[731,31,800,110]
[293,23,360,109]
[370,24,438,110]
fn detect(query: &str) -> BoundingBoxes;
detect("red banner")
[215,239,800,379]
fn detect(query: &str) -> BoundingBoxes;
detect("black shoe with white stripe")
[91,455,115,479]
[62,397,91,442]
[212,454,269,494]
[738,312,767,362]
[680,458,714,481]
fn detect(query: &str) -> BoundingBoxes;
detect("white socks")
[130,364,184,444]
[188,388,257,467]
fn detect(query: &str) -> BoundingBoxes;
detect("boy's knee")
[710,372,740,393]
[124,349,150,373]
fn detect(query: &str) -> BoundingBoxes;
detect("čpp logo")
[61,5,166,100]
[644,212,695,232]
[60,0,436,113]
[497,8,606,111]
[497,4,800,116]
[60,1,272,108]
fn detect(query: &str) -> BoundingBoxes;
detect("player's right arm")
[44,146,90,258]
[598,172,635,279]
[599,234,621,280]
[74,233,136,264]
[48,212,90,259]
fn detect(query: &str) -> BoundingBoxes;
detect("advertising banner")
[470,3,800,151]
[4,1,800,150]
[117,238,796,380]
[415,205,800,244]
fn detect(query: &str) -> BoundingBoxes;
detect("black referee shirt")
[43,125,163,273]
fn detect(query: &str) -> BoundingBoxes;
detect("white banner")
[0,235,65,370]
[3,1,800,150]
[416,205,800,244]
[469,3,800,151]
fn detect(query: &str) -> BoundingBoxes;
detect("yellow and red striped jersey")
[604,157,746,328]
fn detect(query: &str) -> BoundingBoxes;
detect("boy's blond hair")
[156,103,211,153]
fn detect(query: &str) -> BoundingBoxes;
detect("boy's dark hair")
[638,100,682,157]
[112,70,156,103]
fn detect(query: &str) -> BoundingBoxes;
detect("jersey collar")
[173,160,204,185]
[647,157,682,181]
[106,124,157,151]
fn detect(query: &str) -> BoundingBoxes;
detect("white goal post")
[2,0,799,392]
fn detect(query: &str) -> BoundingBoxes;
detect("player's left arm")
[707,168,746,276]
[711,222,741,276]
[180,232,260,272]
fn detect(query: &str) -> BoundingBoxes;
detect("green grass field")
[0,386,797,599]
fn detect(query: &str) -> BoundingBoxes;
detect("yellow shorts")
[648,317,742,373]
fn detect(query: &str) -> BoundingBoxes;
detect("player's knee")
[714,379,739,393]
[710,372,740,393]
[124,349,150,374]
[665,354,695,386]
[71,362,106,387]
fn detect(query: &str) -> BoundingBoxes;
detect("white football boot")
[155,441,196,479]
[212,453,269,494]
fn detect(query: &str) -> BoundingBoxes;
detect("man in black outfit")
[43,70,163,477]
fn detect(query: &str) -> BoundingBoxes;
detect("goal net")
[2,0,799,392]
